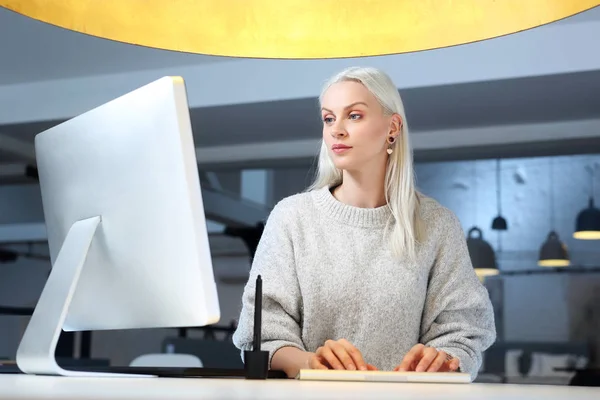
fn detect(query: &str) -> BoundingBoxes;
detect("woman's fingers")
[314,342,458,373]
[328,340,356,370]
[309,354,330,370]
[317,345,345,370]
[395,345,460,373]
[313,339,372,371]
[338,339,368,371]
[426,351,448,372]
[415,346,438,372]
[395,343,425,372]
[447,357,460,372]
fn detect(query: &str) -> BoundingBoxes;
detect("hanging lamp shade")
[491,159,508,231]
[538,231,570,267]
[492,215,508,231]
[466,227,499,278]
[0,1,598,58]
[573,197,600,240]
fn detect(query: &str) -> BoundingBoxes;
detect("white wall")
[415,155,600,269]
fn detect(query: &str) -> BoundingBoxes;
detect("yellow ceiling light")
[1,1,598,59]
[475,268,500,283]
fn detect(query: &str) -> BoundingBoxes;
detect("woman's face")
[320,81,400,173]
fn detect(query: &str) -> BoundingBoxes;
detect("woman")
[232,66,496,380]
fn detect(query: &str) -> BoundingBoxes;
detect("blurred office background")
[1,6,599,385]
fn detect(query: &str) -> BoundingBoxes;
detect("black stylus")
[244,274,269,379]
[253,274,262,351]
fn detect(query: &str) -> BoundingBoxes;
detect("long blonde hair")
[308,66,423,262]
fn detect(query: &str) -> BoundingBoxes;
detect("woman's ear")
[390,114,403,136]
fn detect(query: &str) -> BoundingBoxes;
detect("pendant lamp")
[468,161,499,279]
[538,231,570,267]
[0,1,598,59]
[467,227,499,278]
[573,163,600,240]
[538,159,570,267]
[491,159,508,231]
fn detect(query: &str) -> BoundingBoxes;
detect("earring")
[387,136,396,155]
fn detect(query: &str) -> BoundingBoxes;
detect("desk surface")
[1,375,598,399]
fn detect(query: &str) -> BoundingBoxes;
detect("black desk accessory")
[243,274,269,379]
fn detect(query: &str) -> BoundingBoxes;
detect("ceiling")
[2,68,599,170]
[187,69,600,147]
[0,7,230,85]
[5,68,599,145]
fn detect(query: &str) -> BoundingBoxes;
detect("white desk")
[0,375,598,399]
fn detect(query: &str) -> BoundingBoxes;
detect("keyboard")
[296,369,472,383]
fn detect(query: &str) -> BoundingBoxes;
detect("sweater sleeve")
[231,199,306,368]
[419,209,497,380]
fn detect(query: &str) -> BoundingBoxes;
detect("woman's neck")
[333,166,387,209]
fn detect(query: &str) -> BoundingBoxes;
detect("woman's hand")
[309,339,377,371]
[394,344,460,372]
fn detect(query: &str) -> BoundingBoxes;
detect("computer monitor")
[15,76,221,377]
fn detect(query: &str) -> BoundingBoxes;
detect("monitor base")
[13,217,140,377]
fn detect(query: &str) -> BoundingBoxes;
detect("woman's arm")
[419,208,497,380]
[232,199,307,375]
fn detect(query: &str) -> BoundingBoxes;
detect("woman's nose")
[330,124,347,138]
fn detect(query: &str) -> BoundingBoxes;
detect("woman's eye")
[323,117,334,123]
[349,113,361,120]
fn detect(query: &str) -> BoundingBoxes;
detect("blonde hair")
[308,66,423,261]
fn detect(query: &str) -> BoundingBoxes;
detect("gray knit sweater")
[232,186,496,379]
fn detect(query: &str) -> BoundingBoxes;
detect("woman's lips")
[332,144,352,154]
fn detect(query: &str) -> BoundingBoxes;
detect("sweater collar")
[311,185,393,228]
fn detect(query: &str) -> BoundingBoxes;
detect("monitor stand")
[15,216,148,377]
